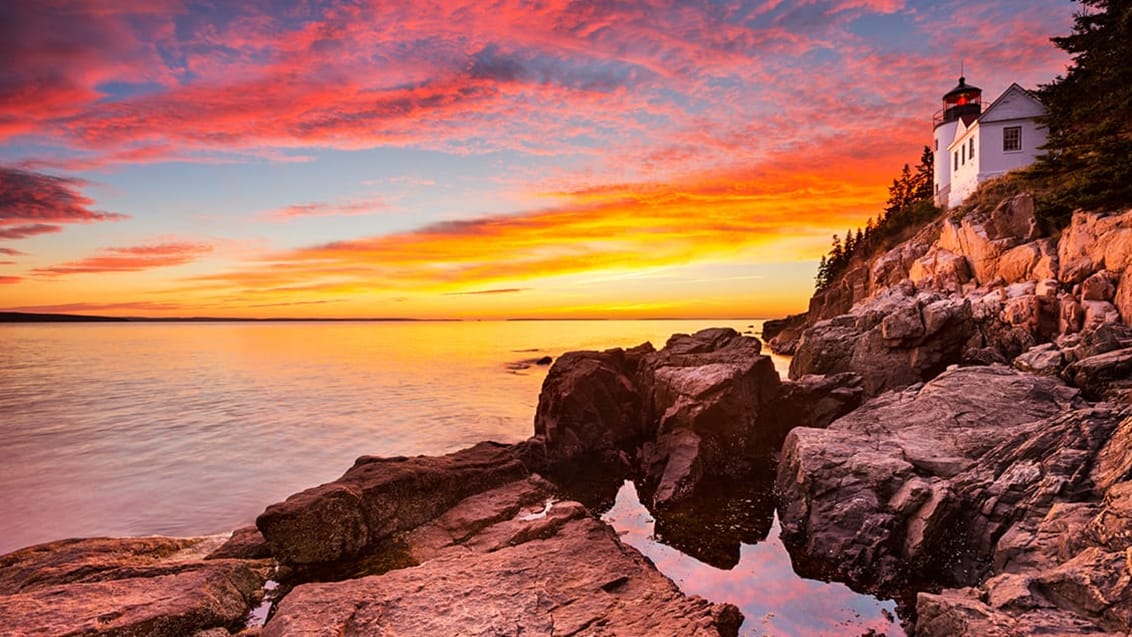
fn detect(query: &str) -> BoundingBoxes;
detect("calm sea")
[0,320,899,635]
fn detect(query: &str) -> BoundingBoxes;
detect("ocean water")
[0,320,900,635]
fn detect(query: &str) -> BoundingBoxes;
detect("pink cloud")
[0,276,20,284]
[0,224,64,240]
[264,198,390,221]
[0,167,127,228]
[32,242,213,276]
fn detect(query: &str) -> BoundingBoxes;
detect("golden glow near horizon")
[0,2,1074,319]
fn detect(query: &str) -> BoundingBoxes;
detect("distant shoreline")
[0,311,772,324]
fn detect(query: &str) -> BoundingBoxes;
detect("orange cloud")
[33,242,214,276]
[0,276,20,284]
[4,301,186,313]
[180,162,880,310]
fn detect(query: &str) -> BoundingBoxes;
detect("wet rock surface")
[0,536,269,636]
[265,481,741,637]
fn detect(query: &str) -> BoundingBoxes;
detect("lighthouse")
[932,76,983,208]
[930,75,1049,209]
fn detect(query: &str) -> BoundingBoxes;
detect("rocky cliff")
[787,196,1132,397]
[775,195,1132,635]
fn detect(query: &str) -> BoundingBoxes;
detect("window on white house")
[954,151,959,170]
[969,138,975,160]
[1003,126,1022,152]
[934,139,939,151]
[961,150,965,166]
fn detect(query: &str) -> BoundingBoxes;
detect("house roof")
[945,83,1046,151]
[977,83,1046,123]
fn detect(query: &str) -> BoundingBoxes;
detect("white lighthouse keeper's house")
[932,77,1048,209]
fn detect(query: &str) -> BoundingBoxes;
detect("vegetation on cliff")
[816,0,1131,291]
[1034,0,1132,215]
[814,146,939,289]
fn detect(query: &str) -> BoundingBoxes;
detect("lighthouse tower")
[932,77,982,207]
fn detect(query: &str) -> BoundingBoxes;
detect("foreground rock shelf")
[6,189,1132,637]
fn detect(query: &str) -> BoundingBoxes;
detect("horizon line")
[0,311,778,324]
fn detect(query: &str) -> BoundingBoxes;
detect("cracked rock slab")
[264,515,740,637]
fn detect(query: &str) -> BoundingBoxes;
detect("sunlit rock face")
[264,478,742,637]
[793,200,1132,397]
[0,536,269,637]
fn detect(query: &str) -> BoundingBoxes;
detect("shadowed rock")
[257,441,528,565]
[776,366,1084,591]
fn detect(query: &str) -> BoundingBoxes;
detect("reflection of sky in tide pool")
[601,481,904,637]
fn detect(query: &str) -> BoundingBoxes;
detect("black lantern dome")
[934,76,983,128]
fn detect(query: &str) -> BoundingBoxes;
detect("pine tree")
[913,146,934,202]
[1037,0,1132,212]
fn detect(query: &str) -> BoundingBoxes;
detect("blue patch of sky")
[848,11,925,54]
[72,147,573,249]
[94,81,169,102]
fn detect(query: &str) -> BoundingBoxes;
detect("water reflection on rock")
[602,480,904,637]
[642,472,775,570]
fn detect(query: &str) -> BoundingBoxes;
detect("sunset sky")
[1,0,1076,319]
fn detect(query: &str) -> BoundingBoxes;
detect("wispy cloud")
[33,242,213,276]
[2,301,186,313]
[0,167,127,238]
[263,198,389,221]
[0,224,63,240]
[0,276,20,284]
[0,248,27,256]
[442,288,529,296]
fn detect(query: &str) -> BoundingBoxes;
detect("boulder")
[771,373,865,430]
[1062,347,1132,400]
[528,346,650,468]
[776,366,1087,591]
[761,312,806,342]
[256,441,529,565]
[206,525,270,560]
[1059,209,1132,284]
[1083,301,1122,333]
[0,536,268,636]
[1116,273,1132,326]
[636,329,780,505]
[939,194,1039,284]
[1012,343,1063,376]
[264,505,742,637]
[1082,270,1119,302]
[909,247,971,293]
[791,291,976,395]
[764,312,808,355]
